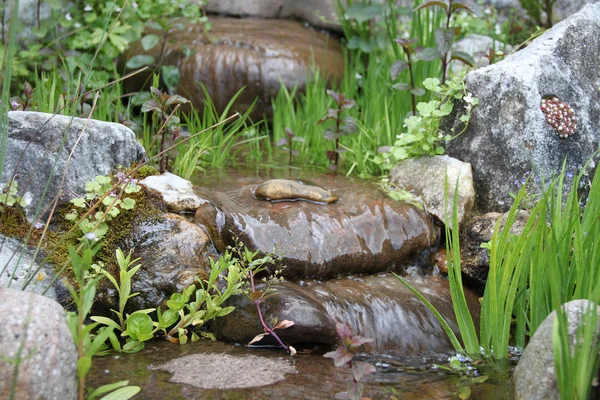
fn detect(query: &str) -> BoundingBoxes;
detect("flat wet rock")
[213,273,480,356]
[194,173,439,280]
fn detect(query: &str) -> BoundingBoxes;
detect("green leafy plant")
[124,0,210,92]
[316,90,357,170]
[275,127,305,166]
[413,0,477,84]
[241,247,296,355]
[0,179,29,211]
[141,82,190,173]
[90,248,156,353]
[65,175,141,239]
[159,252,244,344]
[65,237,140,400]
[432,354,489,399]
[324,323,376,400]
[553,303,600,400]
[93,248,247,349]
[375,76,478,170]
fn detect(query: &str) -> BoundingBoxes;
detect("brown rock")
[460,210,529,290]
[123,18,345,120]
[194,174,439,280]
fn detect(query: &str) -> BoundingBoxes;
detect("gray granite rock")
[444,4,600,212]
[513,299,600,400]
[0,234,69,303]
[4,111,145,221]
[0,288,77,400]
[390,155,475,226]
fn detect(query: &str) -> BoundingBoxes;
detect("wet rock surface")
[213,273,480,356]
[459,210,529,290]
[124,18,345,120]
[150,353,297,389]
[5,111,145,221]
[444,4,600,212]
[96,213,217,312]
[0,288,77,400]
[194,173,439,280]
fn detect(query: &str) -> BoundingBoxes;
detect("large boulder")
[390,155,475,226]
[213,273,480,355]
[444,4,600,212]
[4,111,145,221]
[123,18,345,121]
[0,288,78,400]
[512,299,600,400]
[194,175,439,280]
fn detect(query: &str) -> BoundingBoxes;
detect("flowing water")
[88,339,512,399]
[87,168,514,399]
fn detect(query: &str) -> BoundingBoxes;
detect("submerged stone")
[254,179,338,204]
[149,353,296,389]
[194,174,438,280]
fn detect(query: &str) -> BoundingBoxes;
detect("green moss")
[134,165,160,180]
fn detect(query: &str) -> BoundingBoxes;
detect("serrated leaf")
[324,129,340,141]
[435,28,454,54]
[351,361,376,381]
[390,60,408,80]
[345,3,384,22]
[415,47,441,61]
[411,87,426,96]
[451,51,475,67]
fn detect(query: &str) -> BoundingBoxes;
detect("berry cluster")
[540,97,577,139]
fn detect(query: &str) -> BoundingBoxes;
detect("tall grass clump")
[553,302,600,400]
[396,158,600,377]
